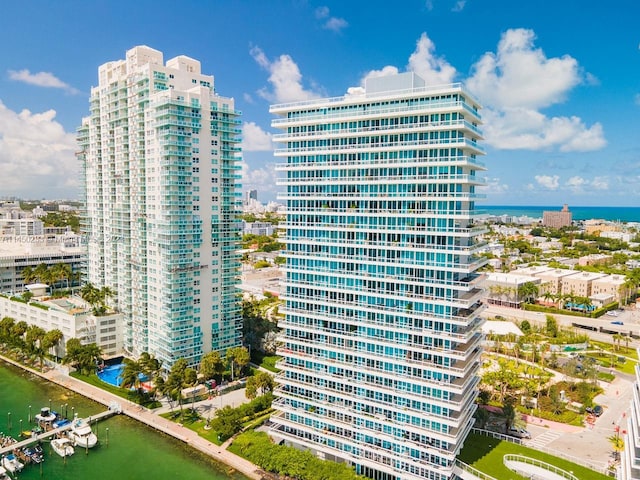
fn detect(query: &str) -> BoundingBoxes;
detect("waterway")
[0,360,247,480]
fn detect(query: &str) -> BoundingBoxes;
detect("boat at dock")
[1,452,24,473]
[51,438,74,457]
[35,407,57,427]
[23,444,45,463]
[68,417,98,448]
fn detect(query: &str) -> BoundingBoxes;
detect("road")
[483,304,640,347]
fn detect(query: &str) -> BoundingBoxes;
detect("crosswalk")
[524,430,562,449]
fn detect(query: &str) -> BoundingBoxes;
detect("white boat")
[51,438,75,457]
[35,407,57,426]
[1,453,24,473]
[68,418,98,448]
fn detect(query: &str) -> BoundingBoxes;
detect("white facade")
[0,294,123,357]
[270,73,487,480]
[622,348,640,479]
[77,46,242,369]
[0,238,84,294]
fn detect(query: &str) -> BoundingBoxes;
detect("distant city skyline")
[0,1,639,206]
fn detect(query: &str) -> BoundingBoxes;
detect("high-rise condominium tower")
[270,72,486,480]
[77,46,242,369]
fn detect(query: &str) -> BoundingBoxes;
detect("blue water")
[482,205,640,223]
[97,364,123,387]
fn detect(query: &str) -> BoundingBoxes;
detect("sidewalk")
[1,355,264,480]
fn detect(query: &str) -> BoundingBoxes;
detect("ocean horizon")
[481,205,640,223]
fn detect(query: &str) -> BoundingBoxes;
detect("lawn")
[160,408,224,445]
[458,432,610,480]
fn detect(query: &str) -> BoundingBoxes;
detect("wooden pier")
[0,408,117,456]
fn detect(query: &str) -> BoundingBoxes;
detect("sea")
[482,205,640,223]
[0,360,247,480]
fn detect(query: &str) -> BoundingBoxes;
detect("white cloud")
[356,33,456,91]
[478,177,509,195]
[407,33,457,85]
[467,29,581,110]
[465,28,606,152]
[8,69,79,95]
[250,46,323,103]
[315,6,348,32]
[566,175,609,193]
[240,160,279,198]
[566,176,586,189]
[534,175,560,190]
[451,1,466,12]
[242,122,273,152]
[0,100,79,198]
[589,177,609,190]
[482,108,606,152]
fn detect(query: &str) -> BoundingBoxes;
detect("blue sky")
[1,0,638,206]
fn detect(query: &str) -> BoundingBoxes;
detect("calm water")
[0,361,247,480]
[483,205,640,223]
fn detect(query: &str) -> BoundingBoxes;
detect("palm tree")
[21,266,36,285]
[612,333,624,352]
[608,433,624,461]
[120,358,145,397]
[42,329,63,361]
[503,402,516,433]
[541,291,554,306]
[34,263,49,284]
[52,263,72,290]
[0,316,16,343]
[519,282,539,306]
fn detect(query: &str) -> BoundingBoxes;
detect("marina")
[0,359,250,480]
[0,408,115,456]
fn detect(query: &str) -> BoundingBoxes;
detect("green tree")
[212,405,243,440]
[21,266,36,284]
[519,282,539,305]
[42,329,63,360]
[503,401,516,433]
[199,351,225,380]
[62,339,101,375]
[0,316,16,344]
[481,358,523,403]
[226,346,250,381]
[120,357,144,394]
[545,315,558,338]
[245,371,275,399]
[474,407,490,429]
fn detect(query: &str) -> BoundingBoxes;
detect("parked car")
[606,311,619,317]
[507,427,531,439]
[611,321,624,325]
[586,405,604,417]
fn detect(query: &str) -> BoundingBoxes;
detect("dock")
[0,408,117,456]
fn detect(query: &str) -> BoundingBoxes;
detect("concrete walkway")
[1,355,264,480]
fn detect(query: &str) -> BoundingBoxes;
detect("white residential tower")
[270,72,487,480]
[77,46,242,368]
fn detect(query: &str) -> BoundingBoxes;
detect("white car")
[606,311,619,317]
[508,427,531,439]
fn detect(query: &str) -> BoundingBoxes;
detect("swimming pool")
[97,363,124,387]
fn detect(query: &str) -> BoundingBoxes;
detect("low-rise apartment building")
[561,271,607,298]
[0,294,123,357]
